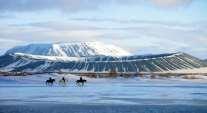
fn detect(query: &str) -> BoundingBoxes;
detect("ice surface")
[0,74,207,106]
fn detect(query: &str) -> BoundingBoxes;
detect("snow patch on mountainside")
[14,53,85,62]
[6,42,131,57]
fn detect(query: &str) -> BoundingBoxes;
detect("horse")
[46,78,55,86]
[59,77,68,87]
[76,77,87,86]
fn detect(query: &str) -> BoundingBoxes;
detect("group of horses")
[45,77,87,86]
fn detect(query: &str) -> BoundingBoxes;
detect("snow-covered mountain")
[1,41,207,73]
[0,52,206,72]
[6,42,131,57]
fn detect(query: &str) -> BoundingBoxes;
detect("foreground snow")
[0,74,207,113]
[0,74,207,106]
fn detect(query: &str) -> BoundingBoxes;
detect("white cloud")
[150,0,192,8]
[1,20,207,58]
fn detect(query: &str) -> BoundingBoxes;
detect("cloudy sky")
[0,0,207,59]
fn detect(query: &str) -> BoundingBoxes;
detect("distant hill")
[0,52,206,73]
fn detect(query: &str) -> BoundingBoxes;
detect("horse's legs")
[77,82,81,86]
[47,82,52,87]
[51,82,54,86]
[59,80,67,87]
[63,81,66,86]
[46,82,49,86]
[76,82,81,87]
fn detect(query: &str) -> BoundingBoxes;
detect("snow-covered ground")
[0,74,207,113]
[0,74,207,106]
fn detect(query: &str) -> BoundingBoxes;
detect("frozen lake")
[0,74,207,113]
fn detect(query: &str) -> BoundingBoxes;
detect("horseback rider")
[49,77,52,80]
[58,77,67,86]
[80,76,83,81]
[76,76,87,86]
[46,77,55,86]
[62,77,66,83]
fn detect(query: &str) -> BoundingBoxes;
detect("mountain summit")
[6,42,131,57]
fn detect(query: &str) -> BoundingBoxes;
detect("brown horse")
[59,77,68,87]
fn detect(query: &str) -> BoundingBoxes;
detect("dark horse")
[46,77,55,86]
[76,77,87,86]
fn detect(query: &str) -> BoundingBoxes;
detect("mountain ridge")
[0,52,206,73]
[6,42,131,57]
[1,42,206,73]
